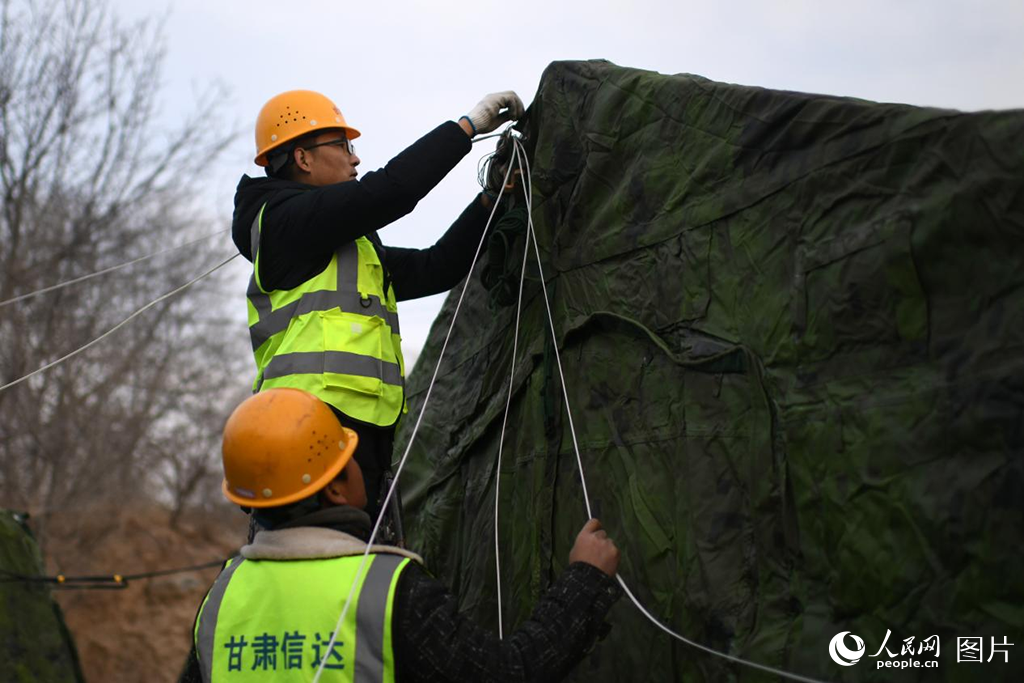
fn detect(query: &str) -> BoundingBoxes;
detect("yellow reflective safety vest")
[246,204,406,426]
[194,553,410,682]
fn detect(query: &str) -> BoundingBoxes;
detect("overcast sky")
[113,0,1024,371]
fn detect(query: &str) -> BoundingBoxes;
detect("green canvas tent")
[396,60,1024,681]
[0,510,83,682]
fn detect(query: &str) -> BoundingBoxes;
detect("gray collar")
[242,526,423,564]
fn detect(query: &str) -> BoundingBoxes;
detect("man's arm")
[393,519,621,683]
[384,194,497,301]
[267,89,525,266]
[257,122,472,291]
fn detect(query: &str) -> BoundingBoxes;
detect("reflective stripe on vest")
[262,351,403,386]
[247,204,406,426]
[194,553,409,683]
[195,557,245,683]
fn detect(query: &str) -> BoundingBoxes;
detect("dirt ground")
[46,505,248,682]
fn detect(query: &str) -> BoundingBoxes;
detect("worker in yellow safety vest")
[232,89,524,540]
[178,388,621,683]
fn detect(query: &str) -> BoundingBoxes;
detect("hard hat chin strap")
[266,131,324,177]
[266,149,292,176]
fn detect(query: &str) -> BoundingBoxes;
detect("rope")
[0,559,225,590]
[492,143,533,639]
[0,253,240,394]
[0,228,229,309]
[510,139,592,516]
[471,126,516,144]
[311,152,519,682]
[502,137,830,683]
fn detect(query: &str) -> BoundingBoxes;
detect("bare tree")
[0,0,248,552]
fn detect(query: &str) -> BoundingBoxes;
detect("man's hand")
[568,518,620,577]
[462,91,525,136]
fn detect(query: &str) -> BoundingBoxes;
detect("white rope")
[0,228,229,309]
[312,157,518,682]
[471,125,516,143]
[0,253,239,394]
[511,138,592,516]
[492,142,533,640]
[505,137,830,683]
[615,577,827,683]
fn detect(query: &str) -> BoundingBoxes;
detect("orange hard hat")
[253,90,362,167]
[221,388,358,508]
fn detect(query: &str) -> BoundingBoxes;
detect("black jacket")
[231,121,494,300]
[178,508,621,682]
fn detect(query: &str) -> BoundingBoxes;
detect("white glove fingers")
[466,90,525,136]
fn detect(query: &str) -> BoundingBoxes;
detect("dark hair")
[249,466,349,530]
[252,491,321,529]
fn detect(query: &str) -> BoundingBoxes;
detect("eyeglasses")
[300,137,356,155]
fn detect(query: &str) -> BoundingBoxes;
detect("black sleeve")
[258,121,472,291]
[384,194,496,301]
[393,562,621,683]
[176,646,202,683]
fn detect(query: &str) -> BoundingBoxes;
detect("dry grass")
[43,504,247,682]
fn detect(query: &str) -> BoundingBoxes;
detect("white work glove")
[464,91,525,136]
